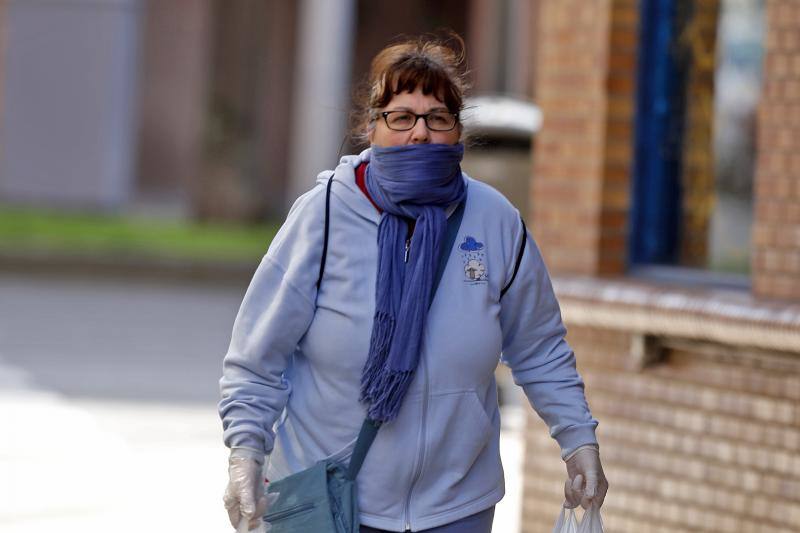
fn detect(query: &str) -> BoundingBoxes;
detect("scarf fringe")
[360,309,417,423]
[363,369,414,423]
[360,310,395,396]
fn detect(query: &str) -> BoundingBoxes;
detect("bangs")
[373,56,462,112]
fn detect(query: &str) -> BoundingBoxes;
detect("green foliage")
[0,207,279,262]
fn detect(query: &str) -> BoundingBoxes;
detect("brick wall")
[531,0,638,276]
[752,0,800,299]
[523,1,800,531]
[137,0,212,193]
[521,325,800,533]
[599,0,638,275]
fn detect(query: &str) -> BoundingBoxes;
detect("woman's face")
[369,87,461,147]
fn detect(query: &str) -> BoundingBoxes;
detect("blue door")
[630,0,689,266]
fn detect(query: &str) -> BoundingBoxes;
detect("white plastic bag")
[553,503,604,533]
[577,505,604,533]
[552,505,579,533]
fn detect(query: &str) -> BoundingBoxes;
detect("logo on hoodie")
[459,236,488,283]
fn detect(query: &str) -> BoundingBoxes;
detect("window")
[630,0,764,277]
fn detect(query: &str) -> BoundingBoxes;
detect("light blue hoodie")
[219,148,598,531]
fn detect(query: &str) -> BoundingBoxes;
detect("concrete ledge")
[0,250,256,284]
[554,276,800,354]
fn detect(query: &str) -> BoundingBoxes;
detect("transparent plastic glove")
[238,516,269,533]
[223,448,270,531]
[564,445,608,510]
[238,516,267,533]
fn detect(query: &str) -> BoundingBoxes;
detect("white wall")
[0,0,142,210]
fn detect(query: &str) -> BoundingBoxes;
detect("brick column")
[530,0,639,276]
[137,0,212,194]
[752,0,800,300]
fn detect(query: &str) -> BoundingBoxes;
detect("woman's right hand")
[223,449,269,531]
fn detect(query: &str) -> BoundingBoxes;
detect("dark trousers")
[360,506,495,533]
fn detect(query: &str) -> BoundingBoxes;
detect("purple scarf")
[360,143,466,423]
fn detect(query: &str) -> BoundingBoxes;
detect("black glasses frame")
[379,110,460,132]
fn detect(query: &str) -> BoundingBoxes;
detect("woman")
[220,34,608,533]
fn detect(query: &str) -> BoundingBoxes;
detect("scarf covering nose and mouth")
[361,143,467,423]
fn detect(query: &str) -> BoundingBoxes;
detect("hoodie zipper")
[403,335,429,531]
[402,218,424,531]
[403,221,411,263]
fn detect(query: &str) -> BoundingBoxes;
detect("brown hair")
[350,32,470,147]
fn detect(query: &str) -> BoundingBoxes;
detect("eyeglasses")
[378,110,459,132]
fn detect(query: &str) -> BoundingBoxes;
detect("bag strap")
[346,197,467,480]
[431,198,466,307]
[345,418,380,480]
[500,216,527,300]
[316,175,335,289]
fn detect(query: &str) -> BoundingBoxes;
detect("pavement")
[0,271,525,533]
[0,390,232,532]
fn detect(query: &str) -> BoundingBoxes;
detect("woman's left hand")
[564,445,608,510]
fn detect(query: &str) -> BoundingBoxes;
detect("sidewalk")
[0,361,525,533]
[0,262,526,532]
[0,384,231,532]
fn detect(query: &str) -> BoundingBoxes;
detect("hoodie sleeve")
[218,183,327,455]
[499,217,598,459]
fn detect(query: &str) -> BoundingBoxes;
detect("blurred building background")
[1,0,798,532]
[523,1,799,532]
[0,0,537,220]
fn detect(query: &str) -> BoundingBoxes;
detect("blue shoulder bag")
[262,176,467,532]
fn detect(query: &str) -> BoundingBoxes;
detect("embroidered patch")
[459,236,488,283]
